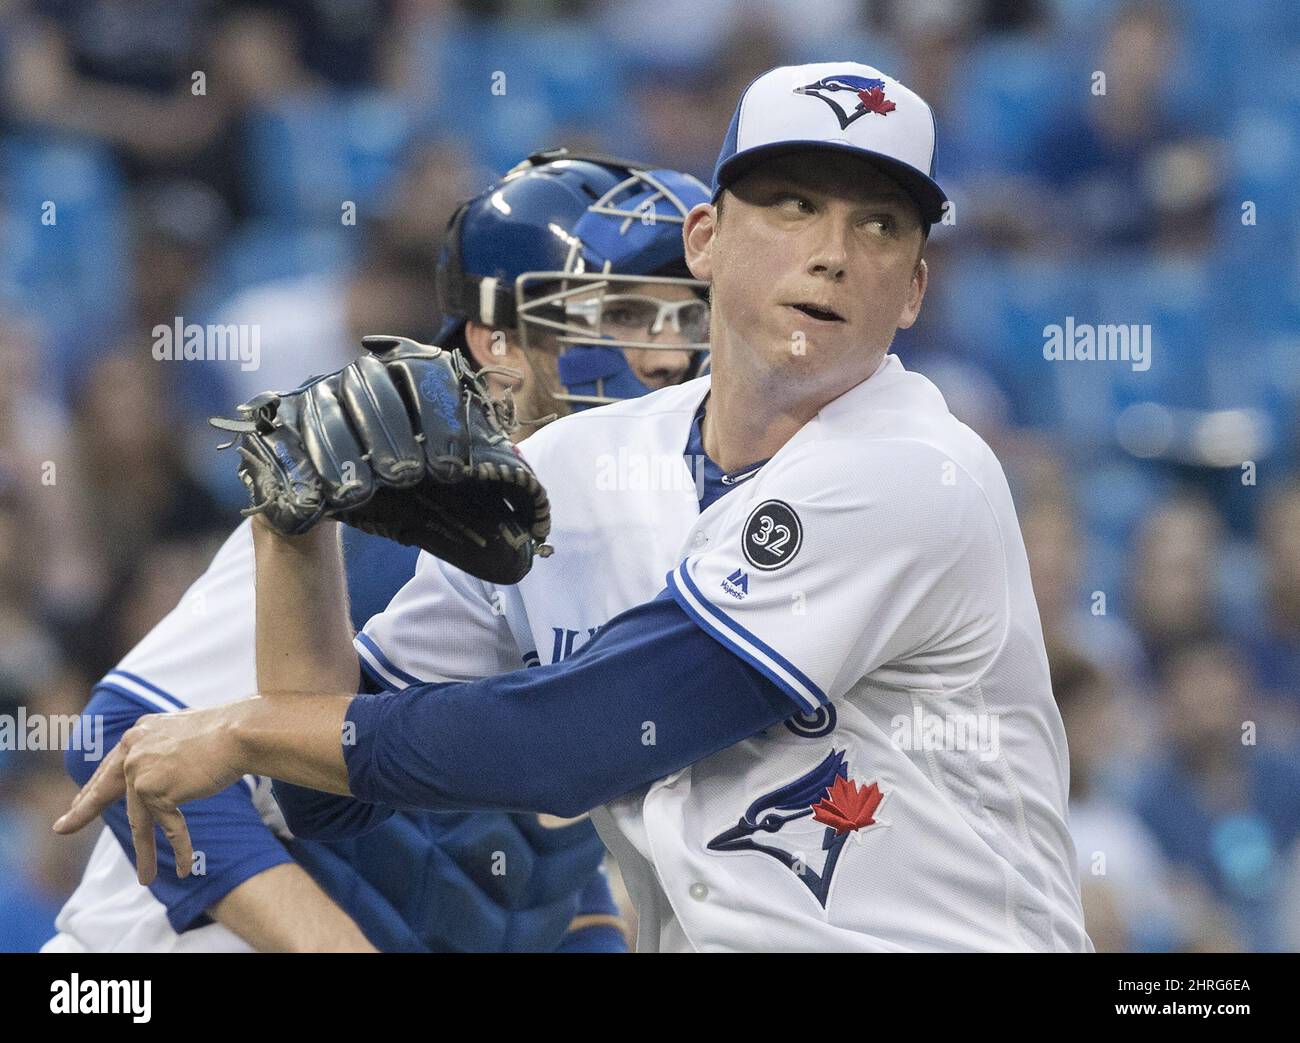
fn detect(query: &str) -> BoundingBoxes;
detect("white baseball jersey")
[359,355,1092,952]
[47,522,288,953]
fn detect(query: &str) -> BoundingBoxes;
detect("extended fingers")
[126,764,195,885]
[52,742,127,834]
[126,780,158,886]
[54,717,198,886]
[155,805,194,881]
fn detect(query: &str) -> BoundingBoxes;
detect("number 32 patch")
[742,499,803,571]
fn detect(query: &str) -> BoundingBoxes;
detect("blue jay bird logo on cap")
[795,74,897,130]
[707,749,885,906]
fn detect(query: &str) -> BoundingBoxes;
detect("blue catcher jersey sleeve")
[668,433,1005,714]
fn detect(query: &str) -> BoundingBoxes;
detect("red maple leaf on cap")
[812,776,883,835]
[857,87,896,115]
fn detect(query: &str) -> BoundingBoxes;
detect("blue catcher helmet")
[433,148,711,409]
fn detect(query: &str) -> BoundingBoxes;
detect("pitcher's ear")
[683,201,717,283]
[897,258,929,331]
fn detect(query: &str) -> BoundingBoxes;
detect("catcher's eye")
[593,297,655,330]
[600,296,710,341]
[603,303,651,329]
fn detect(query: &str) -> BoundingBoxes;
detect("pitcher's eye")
[774,192,812,213]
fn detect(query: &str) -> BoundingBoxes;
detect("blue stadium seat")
[204,221,356,304]
[1218,539,1268,637]
[1080,535,1129,619]
[244,92,416,221]
[1049,0,1125,40]
[0,135,129,387]
[1210,204,1298,341]
[932,252,1019,367]
[1223,103,1300,253]
[939,256,1233,446]
[947,37,1074,175]
[941,258,1113,437]
[530,24,630,131]
[1090,259,1212,413]
[1076,456,1174,547]
[1181,0,1300,48]
[424,24,563,173]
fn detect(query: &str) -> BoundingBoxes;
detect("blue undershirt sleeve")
[67,686,295,934]
[343,589,794,818]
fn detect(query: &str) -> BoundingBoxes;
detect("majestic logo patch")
[794,74,897,130]
[721,568,749,600]
[742,500,802,571]
[707,749,885,906]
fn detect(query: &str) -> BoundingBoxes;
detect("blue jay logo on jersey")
[720,568,749,600]
[794,74,898,130]
[707,749,885,907]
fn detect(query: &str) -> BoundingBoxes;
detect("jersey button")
[689,882,709,901]
[692,532,708,547]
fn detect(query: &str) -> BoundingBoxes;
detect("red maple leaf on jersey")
[857,86,896,115]
[812,776,883,835]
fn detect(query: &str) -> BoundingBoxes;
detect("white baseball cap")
[711,61,947,226]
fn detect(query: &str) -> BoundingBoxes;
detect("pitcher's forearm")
[252,516,360,695]
[209,863,378,952]
[229,694,355,794]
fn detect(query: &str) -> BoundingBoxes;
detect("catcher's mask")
[434,148,711,409]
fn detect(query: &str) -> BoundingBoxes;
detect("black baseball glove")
[210,335,551,585]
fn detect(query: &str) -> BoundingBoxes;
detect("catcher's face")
[565,278,707,391]
[463,322,569,434]
[684,152,927,405]
[468,279,708,425]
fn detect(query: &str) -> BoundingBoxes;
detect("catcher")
[45,151,710,952]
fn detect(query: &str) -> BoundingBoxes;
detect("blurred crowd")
[1,0,1298,952]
